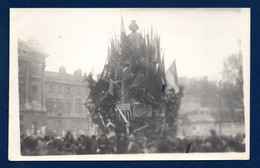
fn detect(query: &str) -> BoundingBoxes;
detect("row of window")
[47,85,83,95]
[46,101,84,114]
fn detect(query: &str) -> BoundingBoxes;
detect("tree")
[181,77,219,108]
[221,51,244,123]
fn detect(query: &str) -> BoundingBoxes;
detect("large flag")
[116,104,132,123]
[166,59,179,93]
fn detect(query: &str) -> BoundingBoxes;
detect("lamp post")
[218,81,222,136]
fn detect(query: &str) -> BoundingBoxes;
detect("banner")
[132,103,152,117]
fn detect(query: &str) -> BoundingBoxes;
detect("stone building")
[45,67,93,136]
[18,39,95,137]
[18,39,48,135]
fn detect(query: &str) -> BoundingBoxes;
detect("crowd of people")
[20,130,245,155]
[156,131,245,153]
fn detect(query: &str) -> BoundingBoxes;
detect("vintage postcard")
[9,8,250,160]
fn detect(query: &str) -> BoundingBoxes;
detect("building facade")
[45,68,93,137]
[18,39,48,136]
[18,39,95,137]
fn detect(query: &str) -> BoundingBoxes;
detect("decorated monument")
[84,18,183,139]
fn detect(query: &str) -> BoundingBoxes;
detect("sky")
[11,8,248,79]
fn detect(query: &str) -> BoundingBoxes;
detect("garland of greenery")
[84,25,183,136]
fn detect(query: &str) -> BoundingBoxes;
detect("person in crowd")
[36,137,48,155]
[89,135,98,154]
[75,135,87,154]
[61,141,75,155]
[47,138,62,155]
[97,133,109,154]
[22,136,38,155]
[117,133,128,154]
[127,133,140,153]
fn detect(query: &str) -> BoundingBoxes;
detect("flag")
[116,105,129,124]
[166,59,179,93]
[116,104,132,123]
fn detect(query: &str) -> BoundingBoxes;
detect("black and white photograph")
[9,8,250,160]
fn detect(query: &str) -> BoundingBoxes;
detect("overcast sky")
[11,8,248,79]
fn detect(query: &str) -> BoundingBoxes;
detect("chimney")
[74,69,82,76]
[59,66,66,74]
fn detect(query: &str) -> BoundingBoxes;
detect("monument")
[84,18,183,140]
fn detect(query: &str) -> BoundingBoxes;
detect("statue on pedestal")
[127,20,143,49]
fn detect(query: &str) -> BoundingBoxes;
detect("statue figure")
[127,20,143,49]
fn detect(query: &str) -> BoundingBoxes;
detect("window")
[62,102,71,114]
[63,102,67,114]
[67,102,72,114]
[31,65,40,77]
[48,85,53,93]
[75,100,83,115]
[46,101,53,112]
[56,101,62,113]
[31,85,38,101]
[57,86,62,94]
[66,87,71,95]
[77,88,81,95]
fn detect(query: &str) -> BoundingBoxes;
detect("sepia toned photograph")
[9,8,250,160]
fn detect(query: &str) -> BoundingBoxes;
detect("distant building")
[177,108,216,137]
[18,39,48,136]
[45,67,93,136]
[18,39,95,137]
[177,107,245,138]
[178,77,245,138]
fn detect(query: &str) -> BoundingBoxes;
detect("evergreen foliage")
[84,21,183,137]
